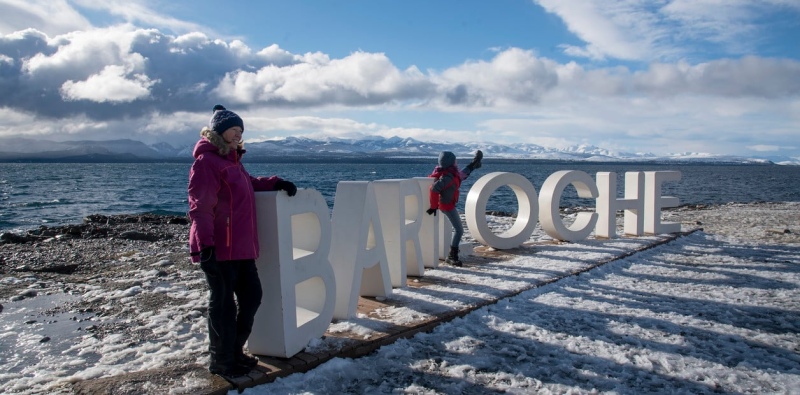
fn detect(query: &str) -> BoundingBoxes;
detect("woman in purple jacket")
[188,105,297,377]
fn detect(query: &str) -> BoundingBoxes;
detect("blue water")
[1,161,799,232]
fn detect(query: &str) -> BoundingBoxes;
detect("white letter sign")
[372,179,424,286]
[595,171,645,238]
[539,170,599,241]
[465,172,539,250]
[413,177,440,268]
[243,167,683,358]
[644,171,682,234]
[250,189,336,358]
[329,181,392,319]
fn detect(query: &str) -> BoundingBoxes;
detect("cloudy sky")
[1,0,799,156]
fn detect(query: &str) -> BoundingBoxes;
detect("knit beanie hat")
[208,104,243,135]
[438,151,456,168]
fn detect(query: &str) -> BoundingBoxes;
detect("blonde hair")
[200,127,244,156]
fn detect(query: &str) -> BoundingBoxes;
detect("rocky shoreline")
[0,214,192,304]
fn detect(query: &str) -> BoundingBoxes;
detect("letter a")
[330,181,392,319]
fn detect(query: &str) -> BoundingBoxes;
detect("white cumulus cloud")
[61,64,157,103]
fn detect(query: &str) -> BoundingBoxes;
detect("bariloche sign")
[248,170,681,357]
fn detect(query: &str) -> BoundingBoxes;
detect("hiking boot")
[236,350,259,369]
[446,246,462,267]
[445,255,462,267]
[209,363,251,378]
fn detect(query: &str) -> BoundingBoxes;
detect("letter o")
[465,172,538,249]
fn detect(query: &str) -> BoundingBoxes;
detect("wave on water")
[19,199,68,208]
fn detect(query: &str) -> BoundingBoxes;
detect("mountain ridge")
[0,136,796,165]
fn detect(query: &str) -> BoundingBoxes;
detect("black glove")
[426,208,437,216]
[466,150,483,172]
[199,246,215,263]
[275,180,297,196]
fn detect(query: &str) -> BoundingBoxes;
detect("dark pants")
[200,257,263,367]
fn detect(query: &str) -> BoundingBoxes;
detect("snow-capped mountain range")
[1,136,797,165]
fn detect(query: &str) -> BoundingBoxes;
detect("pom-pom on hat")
[209,104,243,135]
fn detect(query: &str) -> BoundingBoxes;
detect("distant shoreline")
[0,156,783,165]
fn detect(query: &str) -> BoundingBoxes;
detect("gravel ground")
[663,202,800,245]
[0,214,193,303]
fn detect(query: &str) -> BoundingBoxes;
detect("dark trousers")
[200,257,263,366]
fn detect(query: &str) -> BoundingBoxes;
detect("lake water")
[2,161,799,232]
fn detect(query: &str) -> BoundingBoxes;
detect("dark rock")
[27,226,57,237]
[84,214,114,224]
[65,225,84,236]
[167,217,189,225]
[87,226,110,238]
[119,231,160,242]
[31,264,79,274]
[40,336,50,343]
[1,232,30,244]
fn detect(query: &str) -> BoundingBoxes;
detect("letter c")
[539,170,598,241]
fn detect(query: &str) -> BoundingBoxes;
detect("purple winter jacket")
[188,138,282,263]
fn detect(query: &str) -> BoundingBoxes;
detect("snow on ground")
[1,204,799,394]
[247,230,800,395]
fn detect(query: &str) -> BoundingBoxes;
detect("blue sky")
[0,0,799,158]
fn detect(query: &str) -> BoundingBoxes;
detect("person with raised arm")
[426,150,483,266]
